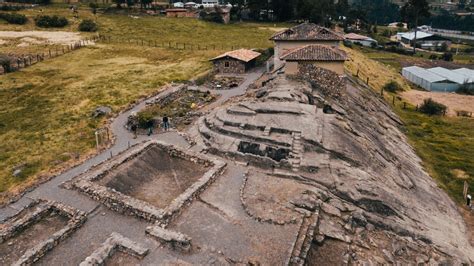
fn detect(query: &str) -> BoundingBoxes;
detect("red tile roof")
[211,49,261,62]
[281,45,347,61]
[270,23,343,41]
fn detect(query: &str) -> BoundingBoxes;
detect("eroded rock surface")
[194,67,474,263]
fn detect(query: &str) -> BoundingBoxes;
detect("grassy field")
[345,47,474,203]
[0,5,278,200]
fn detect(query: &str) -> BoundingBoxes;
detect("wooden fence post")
[463,181,469,200]
[366,77,369,85]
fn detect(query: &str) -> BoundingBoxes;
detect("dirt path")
[401,90,474,117]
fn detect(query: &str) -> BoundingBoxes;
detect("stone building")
[270,23,344,68]
[281,44,347,75]
[210,49,261,74]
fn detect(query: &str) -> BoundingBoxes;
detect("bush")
[35,15,68,28]
[199,10,223,23]
[383,81,402,93]
[0,5,23,11]
[0,54,13,73]
[456,83,474,95]
[441,52,453,61]
[0,12,27,24]
[419,98,447,116]
[78,19,97,32]
[137,111,154,128]
[343,40,353,48]
[429,54,438,60]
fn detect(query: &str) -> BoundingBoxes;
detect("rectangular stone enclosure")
[0,200,87,265]
[67,140,226,223]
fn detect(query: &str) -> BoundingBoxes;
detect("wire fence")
[95,34,251,51]
[1,35,100,75]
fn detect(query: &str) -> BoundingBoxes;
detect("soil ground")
[105,251,141,266]
[97,145,208,208]
[0,210,69,265]
[401,90,474,117]
[460,207,474,247]
[0,31,83,45]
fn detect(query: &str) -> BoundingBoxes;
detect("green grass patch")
[0,5,278,198]
[395,106,474,203]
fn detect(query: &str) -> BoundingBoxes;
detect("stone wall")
[293,64,346,99]
[213,58,246,74]
[0,200,87,265]
[80,232,149,265]
[67,140,226,225]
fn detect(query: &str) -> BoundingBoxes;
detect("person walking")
[162,115,170,131]
[147,120,154,136]
[131,124,137,139]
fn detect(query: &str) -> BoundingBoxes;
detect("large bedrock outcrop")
[195,66,473,262]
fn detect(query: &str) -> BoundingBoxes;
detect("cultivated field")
[0,5,279,200]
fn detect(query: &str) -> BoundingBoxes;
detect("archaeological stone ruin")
[0,64,473,265]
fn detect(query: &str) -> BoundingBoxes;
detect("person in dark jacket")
[162,116,169,131]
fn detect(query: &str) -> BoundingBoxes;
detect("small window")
[224,61,230,68]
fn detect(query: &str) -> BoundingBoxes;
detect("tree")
[401,0,430,54]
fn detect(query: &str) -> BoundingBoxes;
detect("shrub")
[383,81,402,93]
[0,12,27,24]
[343,40,353,48]
[79,19,97,32]
[137,111,154,128]
[35,15,68,28]
[199,10,223,23]
[0,54,13,73]
[429,54,438,60]
[441,52,453,61]
[419,98,447,116]
[456,83,474,95]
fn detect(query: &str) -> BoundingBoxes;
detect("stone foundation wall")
[293,64,345,99]
[80,232,149,266]
[67,140,226,224]
[0,200,87,265]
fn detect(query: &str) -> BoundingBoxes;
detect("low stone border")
[146,225,191,252]
[67,140,226,224]
[0,199,87,265]
[79,232,149,266]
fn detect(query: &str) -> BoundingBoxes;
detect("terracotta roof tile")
[281,45,347,61]
[211,49,261,62]
[270,23,343,41]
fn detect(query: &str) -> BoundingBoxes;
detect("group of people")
[130,115,170,139]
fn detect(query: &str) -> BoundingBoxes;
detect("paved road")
[0,67,265,221]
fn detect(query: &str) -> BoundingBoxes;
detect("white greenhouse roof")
[400,31,433,41]
[428,67,474,84]
[403,66,447,83]
[453,68,474,80]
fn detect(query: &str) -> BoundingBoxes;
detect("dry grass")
[0,5,277,198]
[341,45,411,91]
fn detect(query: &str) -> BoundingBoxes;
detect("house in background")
[270,23,344,68]
[398,31,451,50]
[344,33,378,47]
[210,49,261,74]
[281,44,347,75]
